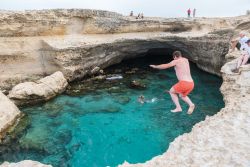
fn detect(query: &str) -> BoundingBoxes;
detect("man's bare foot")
[171,108,182,113]
[187,105,195,114]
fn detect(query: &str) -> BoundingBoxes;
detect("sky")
[1,0,250,18]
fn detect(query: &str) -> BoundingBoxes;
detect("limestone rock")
[1,9,250,91]
[0,160,52,167]
[0,91,21,141]
[90,66,101,74]
[8,71,68,106]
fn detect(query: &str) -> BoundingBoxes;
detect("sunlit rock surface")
[119,51,250,167]
[0,91,21,142]
[0,160,52,167]
[1,9,250,92]
[8,71,68,106]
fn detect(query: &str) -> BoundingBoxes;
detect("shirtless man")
[150,51,195,114]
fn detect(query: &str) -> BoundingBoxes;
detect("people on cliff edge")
[193,8,196,18]
[187,8,191,18]
[136,13,144,19]
[130,11,133,16]
[141,13,144,19]
[232,39,250,73]
[150,51,195,114]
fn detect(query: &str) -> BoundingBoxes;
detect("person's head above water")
[139,95,145,99]
[172,51,182,60]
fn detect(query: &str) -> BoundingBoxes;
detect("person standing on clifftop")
[193,8,196,17]
[130,11,133,16]
[150,51,195,114]
[187,8,191,18]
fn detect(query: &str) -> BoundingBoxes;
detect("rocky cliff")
[1,9,250,167]
[1,9,249,92]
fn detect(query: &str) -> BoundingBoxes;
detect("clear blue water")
[0,57,224,167]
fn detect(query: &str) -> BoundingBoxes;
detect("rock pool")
[0,56,224,167]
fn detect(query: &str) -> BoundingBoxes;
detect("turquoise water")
[0,56,224,167]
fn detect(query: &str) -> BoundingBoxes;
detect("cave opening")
[106,47,192,72]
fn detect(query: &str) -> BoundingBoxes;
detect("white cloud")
[0,0,249,17]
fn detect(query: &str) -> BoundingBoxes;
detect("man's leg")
[236,55,244,69]
[180,95,195,114]
[169,87,182,112]
[241,54,250,66]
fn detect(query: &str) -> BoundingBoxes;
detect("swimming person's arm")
[150,60,177,70]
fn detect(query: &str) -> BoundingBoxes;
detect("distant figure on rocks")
[136,13,140,19]
[193,8,196,17]
[187,8,191,18]
[232,39,250,73]
[130,11,133,16]
[150,51,195,114]
[136,13,144,19]
[141,13,144,19]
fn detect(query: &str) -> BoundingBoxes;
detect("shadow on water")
[0,51,224,167]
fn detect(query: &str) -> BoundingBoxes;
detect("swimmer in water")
[138,95,145,104]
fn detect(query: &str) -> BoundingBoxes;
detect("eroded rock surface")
[8,71,68,106]
[1,9,249,92]
[119,51,250,167]
[0,160,52,167]
[0,91,21,142]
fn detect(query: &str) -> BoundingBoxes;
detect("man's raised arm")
[150,60,177,70]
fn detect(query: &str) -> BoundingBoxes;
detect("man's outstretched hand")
[149,65,156,68]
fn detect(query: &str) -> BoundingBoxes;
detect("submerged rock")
[19,126,51,152]
[1,115,30,144]
[129,80,147,90]
[101,106,121,113]
[8,71,68,106]
[115,96,131,105]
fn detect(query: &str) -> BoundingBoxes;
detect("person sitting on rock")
[230,31,249,52]
[232,39,250,73]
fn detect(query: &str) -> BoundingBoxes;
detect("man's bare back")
[174,57,193,82]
